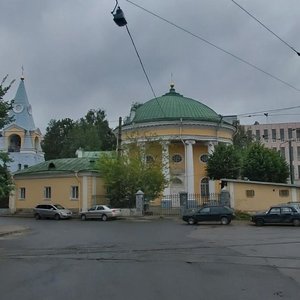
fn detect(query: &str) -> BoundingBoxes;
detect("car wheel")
[293,219,300,226]
[255,219,264,226]
[35,213,41,220]
[187,217,196,225]
[81,214,87,221]
[101,214,108,221]
[54,214,60,220]
[220,217,229,225]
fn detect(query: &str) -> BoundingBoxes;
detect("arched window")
[8,134,21,152]
[201,177,209,197]
[34,137,39,150]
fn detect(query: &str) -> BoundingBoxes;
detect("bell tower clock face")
[13,104,24,113]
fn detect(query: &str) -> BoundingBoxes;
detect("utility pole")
[117,116,122,157]
[288,139,294,184]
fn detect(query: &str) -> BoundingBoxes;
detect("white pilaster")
[185,140,195,194]
[161,141,170,195]
[82,176,88,211]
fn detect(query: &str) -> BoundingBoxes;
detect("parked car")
[34,204,72,220]
[182,205,235,225]
[80,205,121,221]
[251,205,300,226]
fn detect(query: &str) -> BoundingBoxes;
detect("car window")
[281,207,293,213]
[269,208,280,214]
[210,207,221,213]
[97,206,104,210]
[89,207,96,211]
[54,204,64,209]
[199,207,210,213]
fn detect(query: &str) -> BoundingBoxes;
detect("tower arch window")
[8,134,21,152]
[34,137,39,151]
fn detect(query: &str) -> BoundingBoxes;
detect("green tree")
[0,76,15,207]
[0,75,14,129]
[242,143,289,183]
[97,146,166,208]
[42,118,75,160]
[233,124,254,150]
[206,143,241,180]
[42,109,116,160]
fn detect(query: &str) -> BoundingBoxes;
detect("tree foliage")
[206,141,289,183]
[0,75,14,129]
[42,109,116,160]
[242,143,289,183]
[97,146,167,208]
[206,143,241,180]
[233,124,253,150]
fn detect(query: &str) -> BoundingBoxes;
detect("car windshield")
[54,204,64,209]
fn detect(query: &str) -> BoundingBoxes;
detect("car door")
[87,207,97,219]
[195,207,211,222]
[96,206,105,218]
[280,207,294,223]
[264,207,282,224]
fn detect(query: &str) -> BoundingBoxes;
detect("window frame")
[70,185,79,200]
[44,186,51,200]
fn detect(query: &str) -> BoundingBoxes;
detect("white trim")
[82,176,88,211]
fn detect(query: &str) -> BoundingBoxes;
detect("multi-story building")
[243,122,300,184]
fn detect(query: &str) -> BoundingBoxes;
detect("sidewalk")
[0,224,29,237]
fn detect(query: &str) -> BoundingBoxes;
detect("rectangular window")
[297,147,300,160]
[18,187,26,200]
[279,190,289,197]
[70,186,79,200]
[296,129,300,141]
[263,129,268,141]
[288,128,293,139]
[255,130,260,141]
[280,147,286,159]
[290,146,294,161]
[44,186,51,199]
[280,128,285,141]
[272,129,276,142]
[246,190,255,198]
[298,166,300,180]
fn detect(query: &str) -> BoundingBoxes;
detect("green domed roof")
[129,85,220,124]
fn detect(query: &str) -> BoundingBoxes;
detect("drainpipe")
[74,171,81,214]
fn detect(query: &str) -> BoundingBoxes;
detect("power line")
[126,0,300,93]
[238,104,300,117]
[230,0,300,56]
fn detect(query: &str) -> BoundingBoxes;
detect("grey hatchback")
[34,204,72,220]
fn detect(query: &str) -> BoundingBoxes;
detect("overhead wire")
[125,0,300,93]
[230,0,300,56]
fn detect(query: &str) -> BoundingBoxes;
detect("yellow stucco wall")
[229,182,299,212]
[13,175,105,212]
[123,126,232,141]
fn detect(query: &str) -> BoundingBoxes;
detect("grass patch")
[235,210,251,221]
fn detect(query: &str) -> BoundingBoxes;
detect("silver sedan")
[80,205,121,221]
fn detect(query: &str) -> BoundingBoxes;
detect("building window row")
[18,186,79,201]
[248,128,300,142]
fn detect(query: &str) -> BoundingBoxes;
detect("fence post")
[136,190,144,216]
[179,192,188,215]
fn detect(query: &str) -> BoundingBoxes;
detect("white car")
[80,205,121,221]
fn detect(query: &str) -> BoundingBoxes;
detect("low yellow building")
[10,158,106,214]
[222,179,300,212]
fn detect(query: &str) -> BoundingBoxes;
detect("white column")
[9,190,16,214]
[185,140,195,194]
[161,141,171,195]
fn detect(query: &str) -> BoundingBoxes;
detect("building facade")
[243,122,300,184]
[10,158,106,214]
[0,77,44,172]
[121,84,237,200]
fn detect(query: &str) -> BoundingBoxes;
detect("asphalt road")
[1,217,300,300]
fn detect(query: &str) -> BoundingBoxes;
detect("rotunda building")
[121,84,236,198]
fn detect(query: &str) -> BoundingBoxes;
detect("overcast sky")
[1,0,300,133]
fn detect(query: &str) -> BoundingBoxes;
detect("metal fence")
[146,193,221,216]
